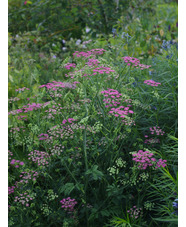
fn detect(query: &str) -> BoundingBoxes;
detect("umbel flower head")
[122,56,151,69]
[132,150,167,170]
[127,206,142,219]
[64,63,76,70]
[73,49,106,58]
[144,80,161,87]
[60,197,77,213]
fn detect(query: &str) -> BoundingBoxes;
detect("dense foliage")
[8,0,178,226]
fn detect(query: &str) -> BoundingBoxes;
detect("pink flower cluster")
[101,89,122,107]
[39,81,77,90]
[8,102,50,116]
[8,109,24,115]
[60,197,77,213]
[8,186,15,195]
[65,72,76,79]
[15,87,30,92]
[38,119,76,141]
[43,102,63,119]
[132,150,167,170]
[64,63,76,70]
[38,133,49,141]
[101,89,134,118]
[39,81,77,98]
[121,118,136,126]
[127,206,142,219]
[39,122,93,145]
[156,159,167,169]
[10,159,24,168]
[17,115,27,121]
[109,106,134,118]
[144,80,161,87]
[144,138,160,145]
[62,118,76,124]
[85,58,100,67]
[8,150,13,159]
[9,126,26,133]
[149,126,165,135]
[24,103,43,112]
[122,56,151,70]
[92,66,115,74]
[28,150,50,166]
[144,127,165,144]
[8,97,20,103]
[16,170,39,185]
[73,49,106,58]
[40,124,75,142]
[14,192,34,207]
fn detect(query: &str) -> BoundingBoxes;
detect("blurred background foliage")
[9,0,178,48]
[8,0,178,96]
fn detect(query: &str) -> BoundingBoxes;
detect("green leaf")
[27,1,33,4]
[168,135,178,141]
[153,218,178,222]
[9,74,14,82]
[59,183,75,196]
[85,165,104,181]
[100,209,110,217]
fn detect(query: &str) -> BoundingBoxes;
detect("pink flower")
[144,80,161,87]
[122,56,151,69]
[62,119,67,124]
[24,1,27,5]
[10,159,16,165]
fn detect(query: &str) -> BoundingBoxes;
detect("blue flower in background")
[132,82,137,87]
[166,54,173,59]
[121,32,125,39]
[121,32,131,39]
[172,198,178,215]
[173,199,178,208]
[112,28,117,37]
[162,40,178,51]
[162,40,171,50]
[173,202,178,209]
[151,106,157,111]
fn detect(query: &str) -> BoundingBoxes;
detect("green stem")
[82,86,89,227]
[63,162,85,194]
